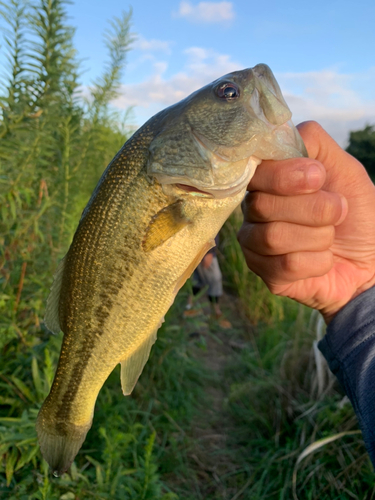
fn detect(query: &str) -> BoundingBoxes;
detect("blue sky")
[7,0,375,146]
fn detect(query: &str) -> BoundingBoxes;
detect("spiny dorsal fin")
[120,327,160,395]
[142,200,190,253]
[44,256,66,334]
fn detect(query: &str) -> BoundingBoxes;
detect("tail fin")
[36,411,92,476]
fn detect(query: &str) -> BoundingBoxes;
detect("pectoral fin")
[120,329,159,395]
[143,200,190,252]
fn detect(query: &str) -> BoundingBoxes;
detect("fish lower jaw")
[189,155,261,199]
[161,155,261,200]
[174,181,246,199]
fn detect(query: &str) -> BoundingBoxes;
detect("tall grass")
[223,308,372,499]
[0,1,170,497]
[217,213,373,499]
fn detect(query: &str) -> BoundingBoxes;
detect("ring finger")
[238,221,335,256]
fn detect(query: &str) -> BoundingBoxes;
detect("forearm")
[318,285,375,466]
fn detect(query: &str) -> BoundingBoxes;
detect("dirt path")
[182,292,253,499]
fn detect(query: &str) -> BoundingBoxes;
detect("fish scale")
[37,64,308,475]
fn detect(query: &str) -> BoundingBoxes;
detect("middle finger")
[243,190,346,227]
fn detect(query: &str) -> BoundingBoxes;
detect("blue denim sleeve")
[318,286,375,466]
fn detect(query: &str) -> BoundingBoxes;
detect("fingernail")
[335,195,348,226]
[306,164,323,190]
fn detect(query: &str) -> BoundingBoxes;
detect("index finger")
[248,157,326,196]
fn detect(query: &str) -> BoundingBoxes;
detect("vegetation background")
[1,1,375,499]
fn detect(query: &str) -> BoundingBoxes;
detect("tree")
[346,125,375,178]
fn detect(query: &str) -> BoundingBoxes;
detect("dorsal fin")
[44,256,66,334]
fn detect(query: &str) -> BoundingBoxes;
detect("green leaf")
[32,355,43,399]
[15,444,39,471]
[11,375,35,403]
[6,446,18,486]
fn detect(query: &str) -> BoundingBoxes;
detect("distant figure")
[184,237,232,329]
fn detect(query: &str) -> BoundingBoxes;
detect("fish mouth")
[159,151,261,200]
[175,183,212,195]
[172,156,259,199]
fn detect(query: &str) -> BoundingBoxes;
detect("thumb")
[297,121,370,196]
[297,121,344,166]
[298,122,375,247]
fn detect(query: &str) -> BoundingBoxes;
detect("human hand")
[238,121,375,323]
[202,252,214,269]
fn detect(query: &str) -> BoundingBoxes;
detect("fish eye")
[215,82,240,100]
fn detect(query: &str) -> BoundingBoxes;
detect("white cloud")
[113,47,241,112]
[276,68,375,146]
[174,1,235,24]
[133,35,172,54]
[113,55,375,147]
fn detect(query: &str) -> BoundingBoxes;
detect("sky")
[7,0,375,146]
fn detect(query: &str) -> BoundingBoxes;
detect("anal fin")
[120,329,158,395]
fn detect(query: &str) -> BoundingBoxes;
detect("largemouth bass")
[37,64,307,475]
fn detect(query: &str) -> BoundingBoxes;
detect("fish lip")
[175,182,245,198]
[167,150,261,200]
[163,180,247,200]
[175,183,212,195]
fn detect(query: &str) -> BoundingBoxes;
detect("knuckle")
[274,161,304,193]
[240,195,249,216]
[267,282,281,295]
[237,225,245,246]
[310,192,340,225]
[248,192,274,221]
[300,120,323,137]
[263,222,286,253]
[273,170,287,193]
[237,223,253,251]
[280,253,301,275]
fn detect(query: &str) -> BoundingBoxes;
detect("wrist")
[321,276,375,325]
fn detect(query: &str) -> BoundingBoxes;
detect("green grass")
[1,1,374,498]
[217,212,373,499]
[0,288,210,499]
[2,207,373,499]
